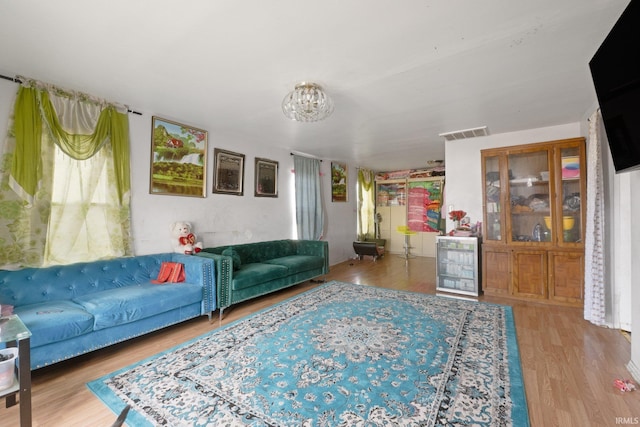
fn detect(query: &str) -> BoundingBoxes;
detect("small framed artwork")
[561,156,580,179]
[255,157,278,197]
[331,161,348,202]
[149,116,207,197]
[213,148,245,195]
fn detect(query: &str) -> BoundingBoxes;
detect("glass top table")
[0,315,32,343]
[1,314,32,427]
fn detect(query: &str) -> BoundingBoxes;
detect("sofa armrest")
[195,252,233,309]
[170,253,216,314]
[295,240,329,274]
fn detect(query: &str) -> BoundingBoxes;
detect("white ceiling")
[0,0,629,171]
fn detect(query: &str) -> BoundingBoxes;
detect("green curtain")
[0,79,132,269]
[356,168,375,240]
[10,85,130,203]
[293,155,324,240]
[10,86,42,202]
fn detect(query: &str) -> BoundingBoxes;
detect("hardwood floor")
[1,255,638,426]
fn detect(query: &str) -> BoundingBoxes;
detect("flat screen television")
[589,0,640,173]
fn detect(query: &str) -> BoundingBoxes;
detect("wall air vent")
[439,126,489,141]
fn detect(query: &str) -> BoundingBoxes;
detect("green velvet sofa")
[197,239,329,318]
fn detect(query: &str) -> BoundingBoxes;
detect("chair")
[353,239,386,261]
[396,225,417,260]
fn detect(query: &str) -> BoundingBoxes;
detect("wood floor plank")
[1,255,638,426]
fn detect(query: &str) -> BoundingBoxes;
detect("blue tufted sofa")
[0,253,215,370]
[197,239,328,318]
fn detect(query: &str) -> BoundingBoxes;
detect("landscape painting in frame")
[150,117,207,197]
[255,157,278,197]
[331,161,348,202]
[213,148,245,196]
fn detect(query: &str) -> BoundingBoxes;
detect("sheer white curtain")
[45,91,128,264]
[584,109,607,325]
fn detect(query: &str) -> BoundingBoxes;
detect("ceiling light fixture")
[282,82,334,122]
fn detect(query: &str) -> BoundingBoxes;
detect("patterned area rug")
[87,281,529,426]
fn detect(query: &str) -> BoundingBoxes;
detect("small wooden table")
[0,314,32,427]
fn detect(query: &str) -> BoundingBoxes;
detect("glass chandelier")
[282,82,334,122]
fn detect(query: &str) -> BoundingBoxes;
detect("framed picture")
[213,148,245,195]
[331,161,348,202]
[561,156,580,179]
[255,157,278,197]
[149,117,207,197]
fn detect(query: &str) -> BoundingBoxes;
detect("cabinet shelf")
[375,177,445,257]
[438,262,476,270]
[511,211,551,216]
[439,248,475,253]
[509,180,548,186]
[438,270,476,279]
[481,137,586,307]
[436,236,481,296]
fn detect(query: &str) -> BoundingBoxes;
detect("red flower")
[449,210,466,221]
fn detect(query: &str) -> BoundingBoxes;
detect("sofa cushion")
[72,283,203,331]
[222,248,242,271]
[14,300,94,348]
[264,255,325,273]
[232,263,288,291]
[229,240,298,264]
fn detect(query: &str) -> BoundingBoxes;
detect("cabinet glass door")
[507,150,552,243]
[483,155,502,241]
[436,236,480,296]
[376,180,406,207]
[558,146,582,244]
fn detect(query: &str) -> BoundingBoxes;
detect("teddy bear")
[170,221,203,255]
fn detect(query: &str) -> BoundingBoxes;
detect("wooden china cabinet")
[481,137,586,306]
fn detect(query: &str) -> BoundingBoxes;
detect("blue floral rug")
[87,281,529,426]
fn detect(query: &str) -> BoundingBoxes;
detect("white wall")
[443,123,581,231]
[630,170,640,382]
[3,77,638,380]
[0,79,356,267]
[445,121,640,382]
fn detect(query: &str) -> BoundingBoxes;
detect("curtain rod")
[0,73,142,115]
[290,152,322,162]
